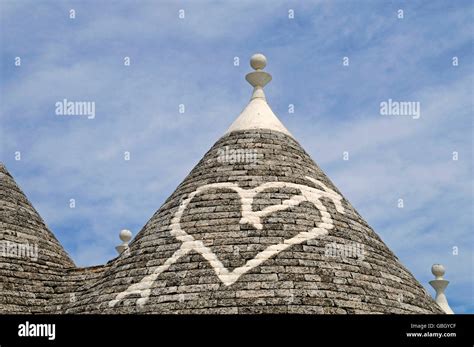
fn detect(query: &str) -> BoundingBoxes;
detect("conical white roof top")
[226,53,293,138]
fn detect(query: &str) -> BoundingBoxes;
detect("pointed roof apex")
[0,162,75,268]
[226,53,293,138]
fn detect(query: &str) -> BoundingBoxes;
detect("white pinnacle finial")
[431,264,445,279]
[115,229,132,255]
[429,264,454,314]
[250,53,267,70]
[225,52,293,138]
[246,53,272,100]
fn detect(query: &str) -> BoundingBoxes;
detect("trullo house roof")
[0,54,443,314]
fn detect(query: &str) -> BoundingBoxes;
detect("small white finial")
[225,52,294,138]
[250,53,267,70]
[115,229,132,255]
[246,53,272,100]
[119,229,132,243]
[431,264,445,280]
[429,263,454,314]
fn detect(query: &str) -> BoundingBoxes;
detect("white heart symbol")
[110,176,345,307]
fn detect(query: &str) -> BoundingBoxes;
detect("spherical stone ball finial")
[119,229,132,243]
[250,53,267,70]
[432,264,445,279]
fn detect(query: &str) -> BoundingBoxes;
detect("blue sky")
[1,0,472,313]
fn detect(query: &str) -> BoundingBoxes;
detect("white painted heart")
[110,176,345,307]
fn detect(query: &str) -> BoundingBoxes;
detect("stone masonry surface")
[0,130,444,314]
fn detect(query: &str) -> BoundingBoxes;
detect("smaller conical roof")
[0,163,74,313]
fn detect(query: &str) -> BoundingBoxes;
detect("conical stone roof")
[0,163,74,313]
[63,54,443,314]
